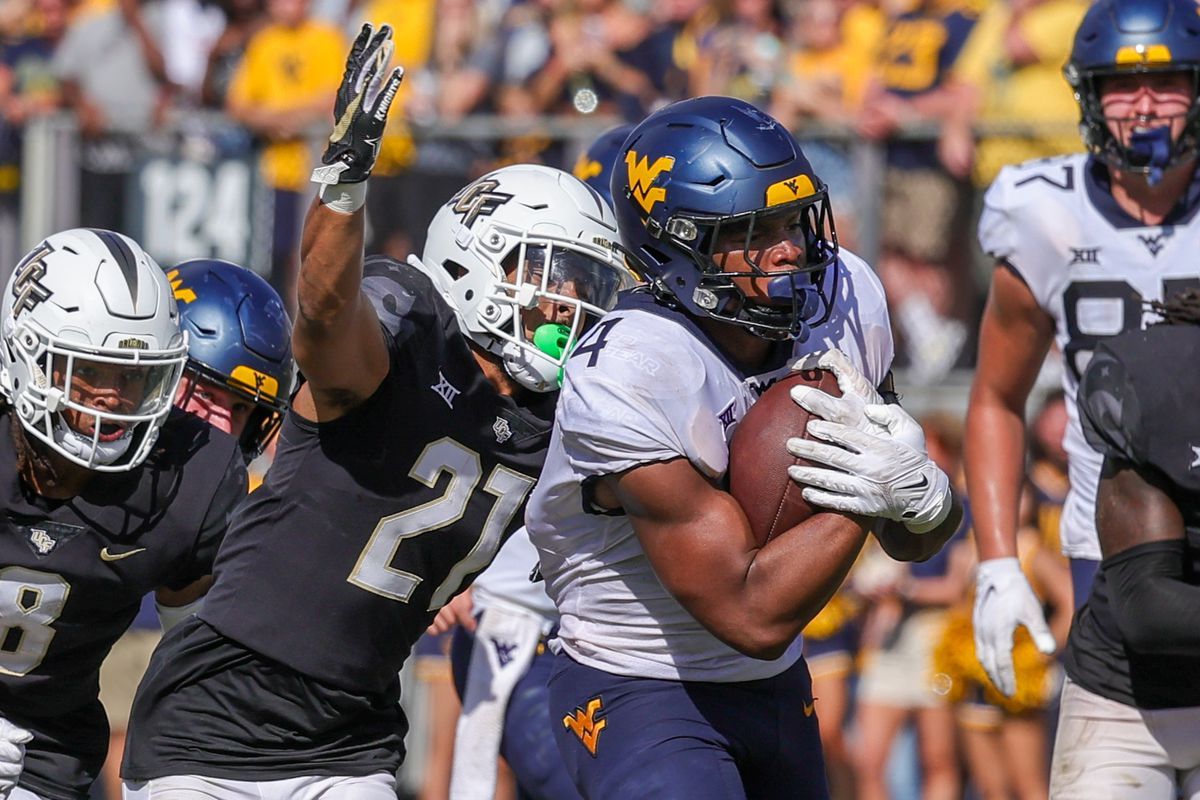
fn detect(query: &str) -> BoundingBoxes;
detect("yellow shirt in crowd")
[356,0,437,175]
[952,0,1089,185]
[228,20,346,191]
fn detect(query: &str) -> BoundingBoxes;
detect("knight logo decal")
[451,179,513,227]
[625,151,675,214]
[11,242,54,315]
[562,696,607,757]
[232,365,279,400]
[166,269,197,304]
[765,174,815,207]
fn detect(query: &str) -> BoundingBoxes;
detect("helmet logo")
[232,365,279,400]
[451,178,514,227]
[1115,43,1172,65]
[625,151,675,213]
[11,242,53,316]
[573,155,603,182]
[765,174,816,207]
[166,269,197,304]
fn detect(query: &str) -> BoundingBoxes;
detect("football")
[728,368,842,546]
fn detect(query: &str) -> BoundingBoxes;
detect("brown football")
[728,368,842,546]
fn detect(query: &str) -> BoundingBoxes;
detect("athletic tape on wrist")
[318,181,367,214]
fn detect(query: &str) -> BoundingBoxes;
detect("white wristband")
[318,181,367,215]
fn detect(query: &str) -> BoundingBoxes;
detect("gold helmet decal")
[1115,43,1173,65]
[625,151,675,214]
[166,269,197,304]
[231,365,279,400]
[573,154,603,182]
[765,174,816,207]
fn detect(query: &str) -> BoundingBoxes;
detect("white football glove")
[0,717,32,799]
[786,403,952,533]
[973,557,1057,697]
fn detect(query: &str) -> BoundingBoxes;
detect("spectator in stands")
[349,0,433,258]
[771,0,885,249]
[688,0,786,107]
[853,413,968,800]
[857,0,982,382]
[0,0,65,271]
[938,0,1089,188]
[224,0,344,308]
[528,0,679,121]
[54,0,172,231]
[200,0,265,108]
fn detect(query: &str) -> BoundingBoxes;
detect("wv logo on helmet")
[625,151,675,214]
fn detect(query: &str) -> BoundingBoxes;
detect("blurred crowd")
[1,0,1090,379]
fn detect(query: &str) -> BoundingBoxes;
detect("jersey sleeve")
[977,164,1063,309]
[1077,339,1145,466]
[555,317,726,479]
[361,256,441,357]
[162,444,249,591]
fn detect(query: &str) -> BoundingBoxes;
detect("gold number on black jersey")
[0,567,71,676]
[347,437,536,610]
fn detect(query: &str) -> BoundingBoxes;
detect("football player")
[1049,289,1200,797]
[966,0,1200,698]
[169,259,295,461]
[435,123,641,800]
[526,96,963,799]
[0,229,248,800]
[120,24,634,800]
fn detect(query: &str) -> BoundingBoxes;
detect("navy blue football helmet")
[573,124,636,207]
[610,96,838,341]
[1065,0,1200,180]
[168,259,295,458]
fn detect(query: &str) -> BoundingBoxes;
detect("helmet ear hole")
[440,260,468,280]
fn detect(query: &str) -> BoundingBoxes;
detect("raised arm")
[295,24,403,420]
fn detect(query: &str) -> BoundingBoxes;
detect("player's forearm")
[297,198,366,333]
[736,513,869,659]
[965,392,1027,561]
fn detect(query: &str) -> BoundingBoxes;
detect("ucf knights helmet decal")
[450,178,514,227]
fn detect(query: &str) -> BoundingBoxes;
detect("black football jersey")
[0,409,245,800]
[198,257,556,694]
[1065,323,1200,709]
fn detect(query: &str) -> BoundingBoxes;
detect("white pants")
[10,788,48,800]
[1051,677,1200,799]
[122,772,397,800]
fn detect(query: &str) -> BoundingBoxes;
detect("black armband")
[1104,539,1200,657]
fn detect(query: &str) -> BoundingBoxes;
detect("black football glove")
[311,23,404,185]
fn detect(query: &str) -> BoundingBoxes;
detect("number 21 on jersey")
[347,437,535,611]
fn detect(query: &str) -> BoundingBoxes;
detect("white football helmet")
[0,229,188,471]
[412,164,635,392]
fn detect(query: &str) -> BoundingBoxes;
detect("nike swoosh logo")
[898,475,930,492]
[803,700,816,717]
[100,547,146,562]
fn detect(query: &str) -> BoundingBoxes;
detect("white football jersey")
[979,152,1200,560]
[526,250,894,682]
[471,527,557,628]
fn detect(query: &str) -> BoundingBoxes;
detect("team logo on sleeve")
[562,696,607,756]
[450,179,513,227]
[493,416,513,443]
[16,521,85,558]
[625,151,675,213]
